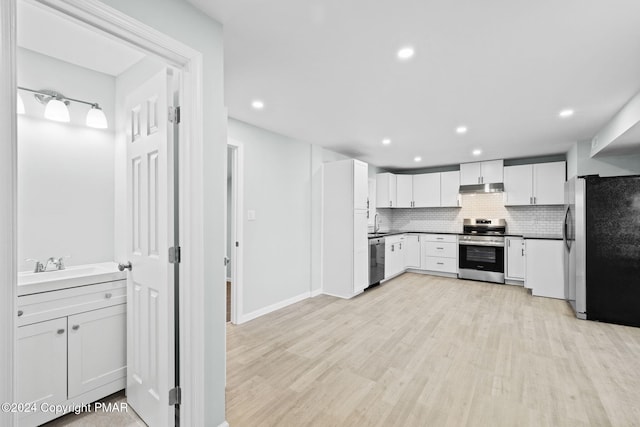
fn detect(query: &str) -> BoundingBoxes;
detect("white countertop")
[18,262,126,296]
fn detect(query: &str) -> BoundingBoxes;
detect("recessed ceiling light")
[456,126,468,134]
[559,109,574,118]
[251,100,264,110]
[472,149,482,156]
[414,156,422,162]
[382,138,391,145]
[397,46,415,60]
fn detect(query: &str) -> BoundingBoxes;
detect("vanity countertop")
[18,262,126,296]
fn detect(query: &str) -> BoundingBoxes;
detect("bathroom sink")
[18,262,126,295]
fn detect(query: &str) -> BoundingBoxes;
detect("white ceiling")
[17,2,144,77]
[189,0,640,170]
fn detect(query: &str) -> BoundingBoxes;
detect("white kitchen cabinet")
[421,234,458,274]
[353,159,369,210]
[396,174,414,208]
[505,237,525,281]
[68,304,127,398]
[460,159,504,185]
[376,173,397,208]
[413,173,440,207]
[525,239,565,299]
[405,235,421,268]
[323,159,369,298]
[504,161,565,206]
[440,170,461,207]
[16,280,127,427]
[385,234,406,278]
[533,162,566,205]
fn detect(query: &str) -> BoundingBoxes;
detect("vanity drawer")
[424,241,457,258]
[422,234,457,243]
[17,280,126,327]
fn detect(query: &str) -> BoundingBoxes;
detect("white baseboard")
[239,291,311,324]
[218,422,229,427]
[310,288,322,297]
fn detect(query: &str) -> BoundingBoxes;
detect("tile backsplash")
[375,193,565,235]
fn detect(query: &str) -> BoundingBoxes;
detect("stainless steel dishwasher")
[369,237,385,286]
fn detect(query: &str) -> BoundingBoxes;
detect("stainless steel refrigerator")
[564,175,640,327]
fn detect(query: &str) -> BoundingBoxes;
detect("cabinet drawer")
[424,241,457,258]
[422,234,457,243]
[424,257,457,273]
[17,281,126,327]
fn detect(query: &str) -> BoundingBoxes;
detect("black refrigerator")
[567,175,640,327]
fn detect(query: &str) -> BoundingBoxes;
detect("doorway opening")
[227,140,243,324]
[12,1,198,426]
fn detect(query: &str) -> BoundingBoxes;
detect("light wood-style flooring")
[226,273,640,427]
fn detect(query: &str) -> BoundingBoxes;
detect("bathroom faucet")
[44,256,69,272]
[25,259,45,273]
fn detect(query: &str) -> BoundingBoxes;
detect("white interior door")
[125,68,175,427]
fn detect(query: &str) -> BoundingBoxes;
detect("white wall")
[228,119,313,313]
[100,1,227,424]
[566,140,640,178]
[17,48,115,272]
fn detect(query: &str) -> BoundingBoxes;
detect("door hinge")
[169,246,181,264]
[168,106,181,124]
[169,386,181,406]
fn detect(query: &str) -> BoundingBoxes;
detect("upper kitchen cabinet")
[413,173,440,207]
[396,175,414,208]
[440,170,461,207]
[353,159,369,210]
[460,160,504,185]
[504,161,565,206]
[376,173,397,208]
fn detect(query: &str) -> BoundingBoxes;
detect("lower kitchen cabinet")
[525,239,565,299]
[404,235,421,268]
[421,234,457,274]
[16,280,127,427]
[385,235,406,278]
[505,237,525,281]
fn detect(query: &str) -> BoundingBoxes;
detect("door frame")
[227,139,244,324]
[0,1,207,425]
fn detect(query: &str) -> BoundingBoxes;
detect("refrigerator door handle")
[563,206,571,251]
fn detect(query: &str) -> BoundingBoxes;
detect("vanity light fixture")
[17,86,108,129]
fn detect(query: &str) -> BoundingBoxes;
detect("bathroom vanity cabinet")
[16,279,126,427]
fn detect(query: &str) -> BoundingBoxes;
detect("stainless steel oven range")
[458,218,506,284]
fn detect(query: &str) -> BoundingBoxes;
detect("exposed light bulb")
[17,93,25,115]
[44,98,70,122]
[86,105,108,129]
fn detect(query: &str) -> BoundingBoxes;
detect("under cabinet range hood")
[458,182,504,194]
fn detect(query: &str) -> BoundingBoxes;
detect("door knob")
[118,261,132,271]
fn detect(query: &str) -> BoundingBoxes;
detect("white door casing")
[125,68,175,427]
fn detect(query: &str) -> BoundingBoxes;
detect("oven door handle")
[458,241,505,247]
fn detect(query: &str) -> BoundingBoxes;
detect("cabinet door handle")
[57,329,65,335]
[17,310,23,317]
[522,248,525,256]
[436,247,444,250]
[72,325,80,331]
[437,262,444,265]
[533,196,536,204]
[105,293,113,299]
[399,243,402,250]
[391,244,394,252]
